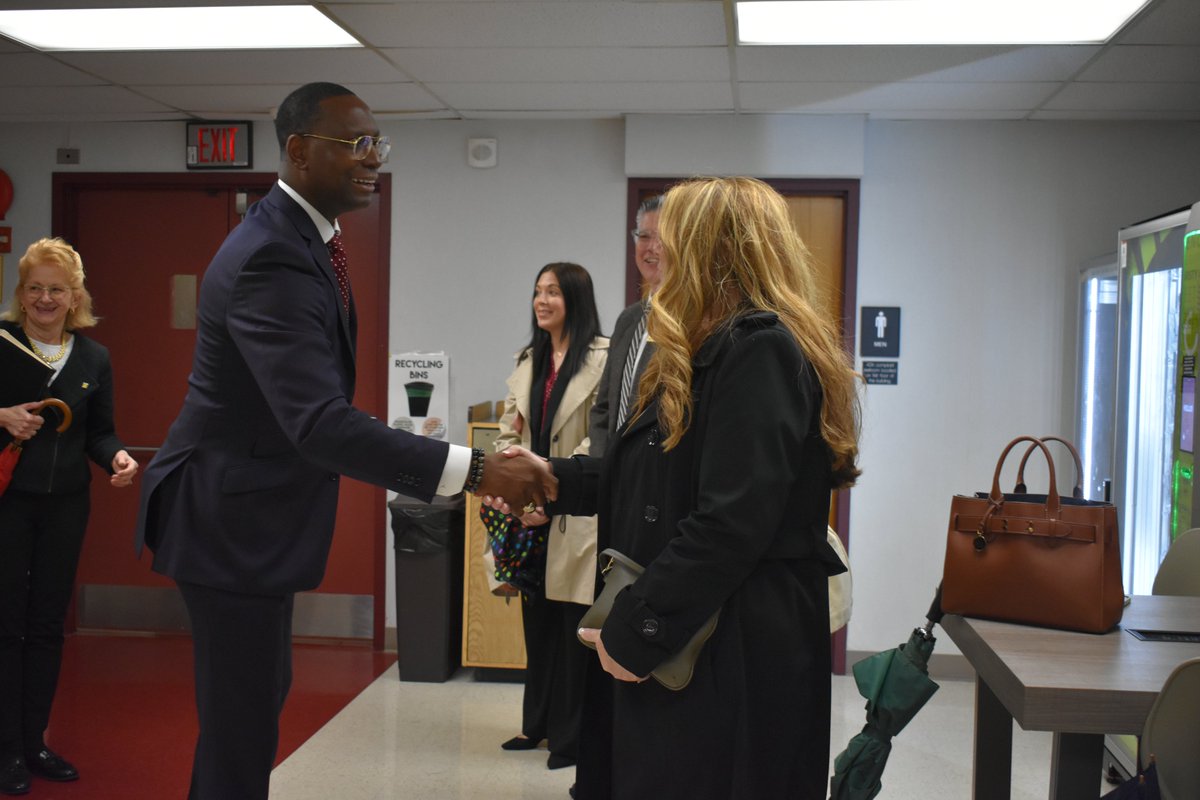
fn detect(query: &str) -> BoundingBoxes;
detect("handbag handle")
[1014,435,1083,499]
[989,436,1061,518]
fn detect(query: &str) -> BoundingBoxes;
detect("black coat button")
[640,619,659,637]
[643,505,659,522]
[647,428,659,446]
[328,474,338,482]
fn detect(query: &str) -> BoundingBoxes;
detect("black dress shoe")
[569,784,576,799]
[24,749,78,782]
[500,735,542,751]
[547,752,576,770]
[0,756,31,796]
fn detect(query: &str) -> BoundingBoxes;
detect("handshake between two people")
[474,446,556,526]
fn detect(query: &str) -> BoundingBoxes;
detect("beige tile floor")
[269,666,1114,800]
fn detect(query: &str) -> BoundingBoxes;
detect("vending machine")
[1111,205,1194,596]
[1088,201,1199,781]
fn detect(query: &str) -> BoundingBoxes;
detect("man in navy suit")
[135,82,553,800]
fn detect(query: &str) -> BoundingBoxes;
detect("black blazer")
[135,184,450,595]
[0,320,126,495]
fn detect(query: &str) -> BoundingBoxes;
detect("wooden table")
[941,595,1200,800]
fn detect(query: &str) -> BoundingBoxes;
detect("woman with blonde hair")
[0,238,138,795]
[500,177,860,799]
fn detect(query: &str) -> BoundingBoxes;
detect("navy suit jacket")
[135,184,449,594]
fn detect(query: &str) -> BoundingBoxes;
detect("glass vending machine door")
[1113,210,1189,596]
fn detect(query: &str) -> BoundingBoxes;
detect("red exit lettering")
[196,127,238,163]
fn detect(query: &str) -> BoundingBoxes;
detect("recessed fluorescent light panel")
[736,0,1153,45]
[0,5,360,51]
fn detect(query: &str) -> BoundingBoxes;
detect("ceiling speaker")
[467,137,497,169]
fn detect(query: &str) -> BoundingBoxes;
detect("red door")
[54,173,392,646]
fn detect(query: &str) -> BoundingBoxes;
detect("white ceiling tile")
[1032,108,1200,120]
[464,109,626,120]
[331,2,727,48]
[386,46,729,82]
[1043,81,1200,112]
[0,0,1191,121]
[1077,45,1200,82]
[736,45,1099,83]
[0,52,104,85]
[1117,0,1200,45]
[0,84,173,113]
[0,111,188,123]
[131,82,446,114]
[738,81,1058,113]
[866,109,1031,120]
[55,48,405,85]
[430,80,732,111]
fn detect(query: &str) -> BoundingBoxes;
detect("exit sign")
[186,121,252,169]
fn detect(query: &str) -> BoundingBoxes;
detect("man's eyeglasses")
[631,229,660,245]
[24,284,70,299]
[301,133,391,162]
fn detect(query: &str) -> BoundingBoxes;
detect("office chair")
[1152,527,1200,596]
[1140,657,1200,800]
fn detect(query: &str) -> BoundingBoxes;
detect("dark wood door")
[54,173,392,645]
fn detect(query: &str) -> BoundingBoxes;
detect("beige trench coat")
[491,337,608,605]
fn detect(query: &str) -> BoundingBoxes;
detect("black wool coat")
[552,311,844,800]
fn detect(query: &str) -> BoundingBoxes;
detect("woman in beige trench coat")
[492,262,607,771]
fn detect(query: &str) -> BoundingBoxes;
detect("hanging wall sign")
[185,121,252,169]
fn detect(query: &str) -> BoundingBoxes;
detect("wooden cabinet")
[461,422,527,668]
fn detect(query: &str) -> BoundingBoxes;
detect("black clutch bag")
[577,548,719,691]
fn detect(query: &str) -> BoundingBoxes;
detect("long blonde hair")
[635,177,861,487]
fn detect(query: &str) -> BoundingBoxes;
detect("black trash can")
[389,493,465,682]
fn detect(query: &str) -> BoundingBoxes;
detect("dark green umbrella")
[829,591,943,800]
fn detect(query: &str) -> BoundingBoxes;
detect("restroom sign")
[860,306,900,358]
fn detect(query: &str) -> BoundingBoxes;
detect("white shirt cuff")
[437,443,473,496]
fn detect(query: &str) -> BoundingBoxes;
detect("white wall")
[386,118,627,442]
[849,120,1200,654]
[3,115,1198,650]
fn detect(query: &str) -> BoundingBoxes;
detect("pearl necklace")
[27,332,69,364]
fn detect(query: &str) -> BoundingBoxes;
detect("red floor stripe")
[31,633,395,800]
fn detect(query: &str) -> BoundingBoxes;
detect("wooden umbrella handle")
[32,398,72,432]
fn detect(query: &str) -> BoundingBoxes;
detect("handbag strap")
[989,436,1061,517]
[1014,435,1083,499]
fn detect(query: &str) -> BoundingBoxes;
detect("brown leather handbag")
[941,435,1125,634]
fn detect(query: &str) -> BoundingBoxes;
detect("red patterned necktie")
[327,231,351,313]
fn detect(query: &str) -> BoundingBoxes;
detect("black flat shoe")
[0,756,30,796]
[547,752,576,770]
[500,735,542,751]
[24,749,78,782]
